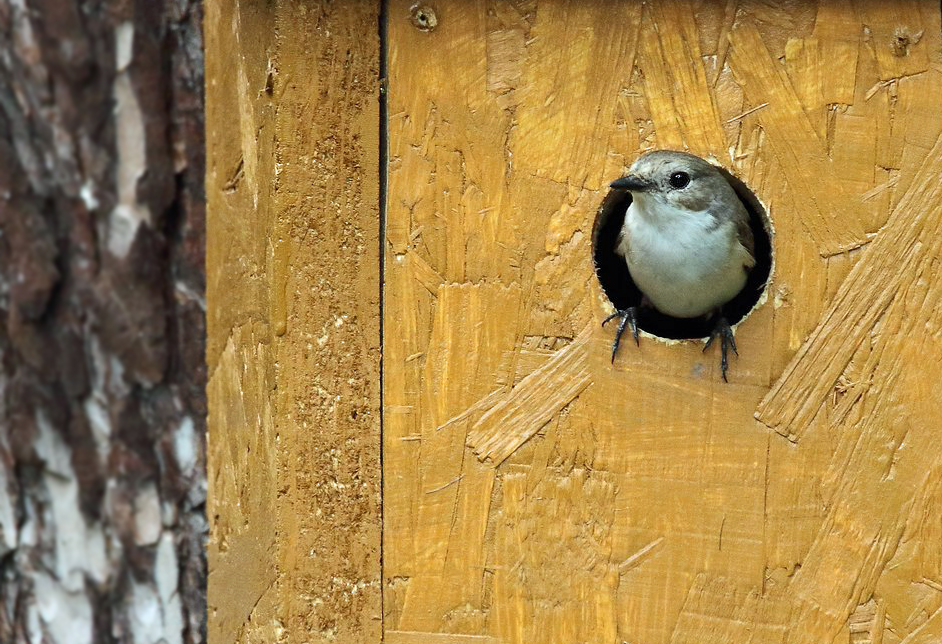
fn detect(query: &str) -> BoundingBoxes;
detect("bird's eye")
[669,171,690,189]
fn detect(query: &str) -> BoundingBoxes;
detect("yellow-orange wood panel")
[206,1,942,642]
[384,2,942,643]
[206,2,381,642]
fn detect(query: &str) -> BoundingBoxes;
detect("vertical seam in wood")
[379,0,389,639]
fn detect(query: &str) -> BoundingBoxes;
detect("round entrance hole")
[592,164,773,340]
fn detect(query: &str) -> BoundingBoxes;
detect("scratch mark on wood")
[618,537,665,574]
[725,102,769,123]
[385,631,503,644]
[861,175,899,202]
[425,474,465,495]
[434,386,508,433]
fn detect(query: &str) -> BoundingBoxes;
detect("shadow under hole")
[592,168,773,340]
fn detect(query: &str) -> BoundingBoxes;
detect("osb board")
[384,1,942,644]
[206,1,381,643]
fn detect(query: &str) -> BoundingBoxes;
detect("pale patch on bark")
[108,22,152,258]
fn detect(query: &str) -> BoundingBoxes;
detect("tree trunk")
[0,1,206,643]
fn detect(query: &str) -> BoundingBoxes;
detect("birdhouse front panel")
[383,1,942,642]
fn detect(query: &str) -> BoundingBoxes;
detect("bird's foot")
[703,316,738,382]
[602,307,640,363]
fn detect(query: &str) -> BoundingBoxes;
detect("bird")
[604,150,756,381]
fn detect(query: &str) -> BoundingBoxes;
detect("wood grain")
[206,1,381,642]
[384,1,942,643]
[729,20,867,256]
[468,324,593,466]
[756,132,942,439]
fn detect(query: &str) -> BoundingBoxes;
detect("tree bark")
[0,1,206,643]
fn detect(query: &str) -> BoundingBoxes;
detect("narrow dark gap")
[592,168,773,340]
[378,0,389,631]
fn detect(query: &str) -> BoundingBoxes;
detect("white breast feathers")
[618,198,752,319]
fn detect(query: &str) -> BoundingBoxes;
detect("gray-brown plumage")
[605,150,755,381]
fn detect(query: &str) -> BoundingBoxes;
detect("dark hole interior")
[592,168,773,340]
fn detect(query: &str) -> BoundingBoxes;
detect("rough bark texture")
[0,1,206,643]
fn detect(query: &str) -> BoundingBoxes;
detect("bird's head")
[610,150,733,212]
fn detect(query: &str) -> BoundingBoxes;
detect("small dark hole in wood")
[410,4,438,31]
[892,29,912,56]
[592,167,772,340]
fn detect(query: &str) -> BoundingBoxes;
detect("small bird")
[605,150,755,381]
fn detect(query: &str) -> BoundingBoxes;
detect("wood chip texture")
[383,1,942,643]
[206,1,381,643]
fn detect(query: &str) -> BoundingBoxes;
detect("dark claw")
[704,316,738,382]
[603,307,640,363]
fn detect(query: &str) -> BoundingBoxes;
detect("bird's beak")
[610,174,654,192]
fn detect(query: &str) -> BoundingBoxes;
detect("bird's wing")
[734,206,756,270]
[615,224,630,258]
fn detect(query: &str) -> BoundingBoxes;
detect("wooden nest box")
[207,1,942,642]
